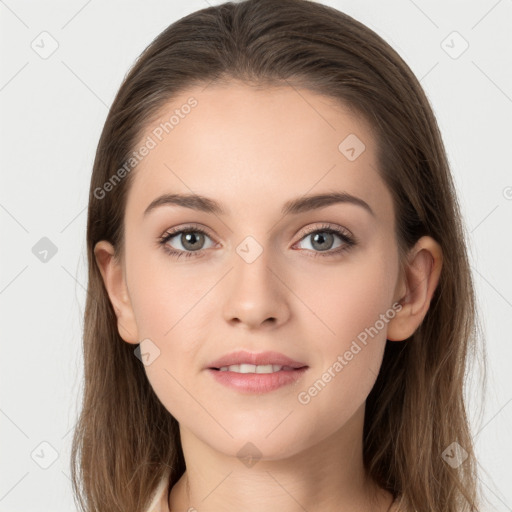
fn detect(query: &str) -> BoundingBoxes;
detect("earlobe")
[387,236,443,342]
[93,240,140,344]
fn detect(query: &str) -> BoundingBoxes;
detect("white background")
[1,0,511,510]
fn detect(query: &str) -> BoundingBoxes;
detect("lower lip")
[206,367,308,393]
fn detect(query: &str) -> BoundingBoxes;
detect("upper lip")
[206,350,308,369]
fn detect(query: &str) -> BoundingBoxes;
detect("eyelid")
[162,222,217,240]
[295,222,354,241]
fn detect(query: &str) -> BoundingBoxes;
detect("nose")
[222,243,291,330]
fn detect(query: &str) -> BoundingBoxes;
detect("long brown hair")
[71,1,486,510]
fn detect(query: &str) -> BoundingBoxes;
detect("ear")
[387,236,443,342]
[94,240,139,344]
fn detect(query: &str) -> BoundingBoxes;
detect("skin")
[95,81,442,512]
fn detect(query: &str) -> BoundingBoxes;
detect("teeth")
[218,364,289,373]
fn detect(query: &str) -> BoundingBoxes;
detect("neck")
[169,404,393,512]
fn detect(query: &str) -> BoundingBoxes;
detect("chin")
[203,425,314,462]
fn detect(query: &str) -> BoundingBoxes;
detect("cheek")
[294,249,397,347]
[125,249,209,414]
[126,244,207,339]
[291,249,397,408]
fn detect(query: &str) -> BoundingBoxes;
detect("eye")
[293,223,356,258]
[158,224,216,260]
[157,222,357,260]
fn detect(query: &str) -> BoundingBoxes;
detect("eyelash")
[157,222,357,260]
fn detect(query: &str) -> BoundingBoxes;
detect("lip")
[206,350,307,370]
[207,367,308,393]
[205,350,309,394]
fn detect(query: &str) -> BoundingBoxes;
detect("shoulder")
[144,469,171,512]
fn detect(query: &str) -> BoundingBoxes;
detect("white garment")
[145,469,171,512]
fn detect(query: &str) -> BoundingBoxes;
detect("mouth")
[209,364,308,373]
[206,365,309,393]
[205,350,309,394]
[205,350,308,392]
[206,349,307,372]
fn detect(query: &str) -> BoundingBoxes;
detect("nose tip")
[222,255,290,330]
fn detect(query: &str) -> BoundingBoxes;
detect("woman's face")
[107,82,405,460]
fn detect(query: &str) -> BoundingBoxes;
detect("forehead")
[125,82,393,225]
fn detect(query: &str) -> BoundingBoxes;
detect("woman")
[71,1,484,511]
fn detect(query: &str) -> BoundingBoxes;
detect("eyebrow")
[143,191,375,218]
